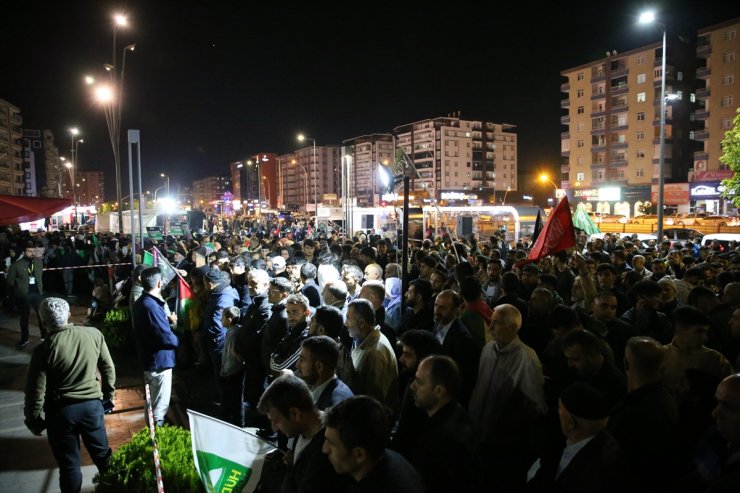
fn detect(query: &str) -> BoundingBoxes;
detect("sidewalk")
[0,300,147,493]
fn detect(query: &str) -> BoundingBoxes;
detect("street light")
[639,9,667,242]
[69,128,84,224]
[160,173,170,196]
[538,173,559,191]
[297,134,318,233]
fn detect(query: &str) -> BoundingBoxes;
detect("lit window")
[577,172,585,181]
[637,92,646,102]
[637,73,646,84]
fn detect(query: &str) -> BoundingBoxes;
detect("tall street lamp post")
[639,10,667,242]
[297,134,318,233]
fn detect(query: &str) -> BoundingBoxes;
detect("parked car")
[701,233,740,251]
[675,212,709,226]
[661,228,704,242]
[695,215,738,227]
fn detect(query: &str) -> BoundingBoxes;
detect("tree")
[720,108,740,206]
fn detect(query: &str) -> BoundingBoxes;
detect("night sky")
[3,0,740,199]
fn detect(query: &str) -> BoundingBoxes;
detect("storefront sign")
[441,192,477,200]
[651,183,689,204]
[690,181,725,199]
[692,170,734,182]
[573,187,621,201]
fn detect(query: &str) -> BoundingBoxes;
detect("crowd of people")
[3,221,740,492]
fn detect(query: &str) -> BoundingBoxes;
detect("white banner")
[188,410,274,493]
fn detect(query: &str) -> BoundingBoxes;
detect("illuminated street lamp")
[297,134,318,232]
[639,9,668,242]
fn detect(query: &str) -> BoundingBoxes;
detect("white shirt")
[310,376,336,403]
[434,320,454,345]
[556,436,595,478]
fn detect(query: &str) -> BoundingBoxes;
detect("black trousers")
[46,399,111,493]
[17,292,45,342]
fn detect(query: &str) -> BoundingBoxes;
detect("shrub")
[99,307,133,356]
[94,426,203,492]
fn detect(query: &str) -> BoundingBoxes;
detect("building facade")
[692,17,740,213]
[76,170,105,206]
[393,116,517,206]
[230,153,278,212]
[22,129,66,198]
[0,99,25,196]
[277,146,341,212]
[560,36,700,217]
[193,175,231,214]
[341,134,395,207]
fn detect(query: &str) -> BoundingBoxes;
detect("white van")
[700,233,740,250]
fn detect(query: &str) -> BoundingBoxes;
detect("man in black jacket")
[237,269,272,424]
[257,375,347,493]
[261,277,291,373]
[7,242,46,348]
[407,355,477,493]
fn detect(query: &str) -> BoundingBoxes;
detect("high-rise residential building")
[193,175,231,214]
[560,37,699,217]
[341,134,395,207]
[76,170,105,206]
[230,153,278,211]
[22,129,65,198]
[393,116,517,205]
[277,145,341,212]
[0,99,25,196]
[692,17,740,213]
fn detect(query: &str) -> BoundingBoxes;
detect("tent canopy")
[0,195,73,225]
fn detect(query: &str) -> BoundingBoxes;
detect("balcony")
[611,142,628,149]
[696,43,711,58]
[561,132,570,140]
[561,99,570,108]
[591,92,607,100]
[591,162,607,168]
[695,109,710,120]
[693,130,709,141]
[561,82,570,92]
[611,67,629,78]
[561,149,570,157]
[697,66,711,79]
[696,87,710,99]
[561,115,570,125]
[591,128,607,136]
[591,72,606,83]
[610,158,628,166]
[694,151,709,161]
[612,104,628,113]
[561,165,570,173]
[611,84,629,96]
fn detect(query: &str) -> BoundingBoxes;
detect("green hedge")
[94,426,204,492]
[99,307,133,356]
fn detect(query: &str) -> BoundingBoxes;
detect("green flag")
[572,204,601,235]
[142,250,155,267]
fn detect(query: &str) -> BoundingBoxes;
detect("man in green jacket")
[24,297,116,493]
[7,242,46,348]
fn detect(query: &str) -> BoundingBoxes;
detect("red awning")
[0,195,73,225]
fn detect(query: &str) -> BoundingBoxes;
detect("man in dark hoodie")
[201,267,240,408]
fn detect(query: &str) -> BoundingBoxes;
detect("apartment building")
[75,170,105,206]
[341,134,395,207]
[561,37,698,217]
[277,145,341,212]
[22,129,66,198]
[692,17,740,213]
[393,116,517,205]
[230,153,278,210]
[0,99,25,196]
[193,175,231,214]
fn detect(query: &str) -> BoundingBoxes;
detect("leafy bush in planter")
[99,307,133,355]
[94,426,203,492]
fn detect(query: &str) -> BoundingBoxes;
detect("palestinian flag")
[177,276,194,330]
[188,410,273,493]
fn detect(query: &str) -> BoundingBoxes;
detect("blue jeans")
[46,399,111,493]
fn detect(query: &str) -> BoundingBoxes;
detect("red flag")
[517,196,576,267]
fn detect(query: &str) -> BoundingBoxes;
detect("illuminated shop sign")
[573,187,621,201]
[690,181,724,199]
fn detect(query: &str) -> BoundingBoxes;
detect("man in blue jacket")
[133,267,179,427]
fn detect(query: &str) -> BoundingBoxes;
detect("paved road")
[0,302,147,493]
